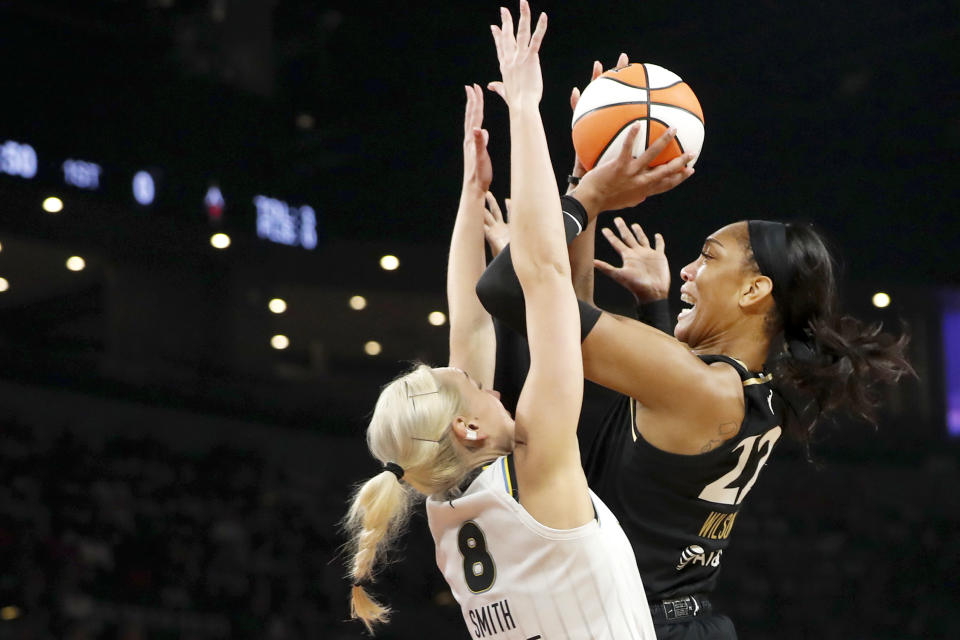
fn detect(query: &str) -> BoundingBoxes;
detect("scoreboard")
[0,136,318,252]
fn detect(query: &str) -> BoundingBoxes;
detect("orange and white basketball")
[571,63,704,170]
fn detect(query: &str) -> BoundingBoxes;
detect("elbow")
[513,255,571,289]
[476,252,522,315]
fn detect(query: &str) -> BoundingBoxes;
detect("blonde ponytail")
[343,363,480,633]
[344,469,412,632]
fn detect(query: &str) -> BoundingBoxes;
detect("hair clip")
[404,380,439,399]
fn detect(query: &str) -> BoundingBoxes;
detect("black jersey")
[584,355,784,601]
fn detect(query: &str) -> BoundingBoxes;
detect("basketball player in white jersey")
[343,3,658,637]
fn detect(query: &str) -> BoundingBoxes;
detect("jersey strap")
[697,354,773,387]
[500,453,520,502]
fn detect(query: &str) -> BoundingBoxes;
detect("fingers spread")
[516,1,531,48]
[529,12,547,53]
[601,226,629,253]
[593,259,615,275]
[487,81,506,101]
[614,217,639,248]
[631,223,650,247]
[617,122,643,162]
[591,59,602,82]
[636,127,676,166]
[570,86,580,111]
[490,24,505,61]
[654,232,666,253]
[616,52,629,68]
[500,7,515,54]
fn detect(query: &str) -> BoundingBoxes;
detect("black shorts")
[654,614,737,640]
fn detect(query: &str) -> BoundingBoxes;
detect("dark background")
[0,1,957,638]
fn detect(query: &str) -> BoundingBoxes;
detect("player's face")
[434,367,516,452]
[674,222,752,348]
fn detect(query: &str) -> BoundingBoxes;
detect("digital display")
[943,292,960,436]
[2,134,321,251]
[205,186,225,220]
[63,159,102,190]
[0,140,38,179]
[254,195,317,250]
[132,171,155,205]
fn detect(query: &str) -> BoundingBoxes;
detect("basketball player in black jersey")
[475,114,912,638]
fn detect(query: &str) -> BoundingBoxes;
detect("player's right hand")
[487,1,548,109]
[575,125,695,213]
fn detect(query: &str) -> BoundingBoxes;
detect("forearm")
[635,298,674,335]
[569,218,597,305]
[508,106,567,283]
[447,185,495,383]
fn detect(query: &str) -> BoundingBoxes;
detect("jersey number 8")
[457,521,496,593]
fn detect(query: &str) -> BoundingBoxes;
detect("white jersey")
[426,454,656,640]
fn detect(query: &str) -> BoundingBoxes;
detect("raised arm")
[475,117,705,415]
[447,84,496,388]
[489,1,592,529]
[568,54,628,305]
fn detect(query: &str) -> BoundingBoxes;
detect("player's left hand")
[568,53,629,188]
[462,83,492,197]
[594,219,670,303]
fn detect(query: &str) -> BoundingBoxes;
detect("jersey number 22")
[698,427,782,505]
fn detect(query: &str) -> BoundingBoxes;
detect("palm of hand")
[489,4,547,107]
[616,248,670,301]
[595,221,670,303]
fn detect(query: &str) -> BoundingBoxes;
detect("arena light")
[271,334,290,350]
[379,255,399,271]
[210,233,231,249]
[66,256,86,272]
[364,340,382,356]
[872,292,891,308]
[268,298,287,314]
[349,295,367,310]
[0,241,4,252]
[428,311,446,326]
[42,196,63,213]
[0,606,20,621]
[0,278,8,292]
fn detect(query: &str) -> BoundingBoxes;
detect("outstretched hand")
[594,219,670,303]
[462,83,492,196]
[487,1,548,108]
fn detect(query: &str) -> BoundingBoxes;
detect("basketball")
[571,63,704,170]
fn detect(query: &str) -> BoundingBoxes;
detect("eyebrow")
[704,237,724,248]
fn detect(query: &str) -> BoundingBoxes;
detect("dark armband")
[635,299,674,335]
[476,196,598,342]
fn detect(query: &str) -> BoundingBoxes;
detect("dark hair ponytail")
[755,223,914,441]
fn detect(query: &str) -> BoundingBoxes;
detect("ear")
[739,274,774,313]
[451,417,488,446]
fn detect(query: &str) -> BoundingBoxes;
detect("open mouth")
[678,292,696,320]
